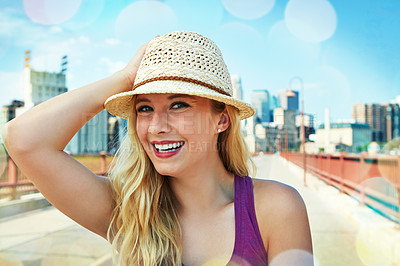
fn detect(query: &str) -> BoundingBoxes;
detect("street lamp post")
[287,77,307,186]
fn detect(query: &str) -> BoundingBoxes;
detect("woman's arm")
[253,179,313,265]
[1,43,147,239]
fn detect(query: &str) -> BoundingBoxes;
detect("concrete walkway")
[0,206,112,265]
[253,154,400,266]
[1,154,399,265]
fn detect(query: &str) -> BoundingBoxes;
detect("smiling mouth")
[153,141,185,153]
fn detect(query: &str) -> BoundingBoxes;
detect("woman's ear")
[217,109,230,132]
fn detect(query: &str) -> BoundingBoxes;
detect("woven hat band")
[132,76,231,97]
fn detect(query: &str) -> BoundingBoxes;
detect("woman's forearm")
[3,71,130,154]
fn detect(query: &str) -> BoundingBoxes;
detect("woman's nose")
[148,112,170,134]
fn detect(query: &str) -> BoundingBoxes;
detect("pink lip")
[151,140,185,159]
[151,140,182,145]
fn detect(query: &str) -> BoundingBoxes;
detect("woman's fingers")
[124,42,149,86]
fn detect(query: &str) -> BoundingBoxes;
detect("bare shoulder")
[252,178,306,216]
[252,178,313,263]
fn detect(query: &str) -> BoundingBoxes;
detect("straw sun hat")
[104,31,255,120]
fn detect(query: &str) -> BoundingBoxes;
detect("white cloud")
[49,26,63,33]
[104,38,121,46]
[0,8,47,47]
[78,36,91,44]
[99,57,126,74]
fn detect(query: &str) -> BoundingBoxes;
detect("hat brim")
[104,80,255,120]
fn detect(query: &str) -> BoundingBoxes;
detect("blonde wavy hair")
[107,98,255,265]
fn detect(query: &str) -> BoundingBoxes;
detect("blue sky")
[1,0,399,124]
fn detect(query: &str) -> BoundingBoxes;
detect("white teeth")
[154,141,184,152]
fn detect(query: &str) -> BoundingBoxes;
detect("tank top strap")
[230,175,267,265]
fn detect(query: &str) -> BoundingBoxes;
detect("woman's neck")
[168,156,235,216]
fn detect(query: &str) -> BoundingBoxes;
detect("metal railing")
[280,152,400,223]
[0,152,112,200]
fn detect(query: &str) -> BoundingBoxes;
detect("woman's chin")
[154,165,181,177]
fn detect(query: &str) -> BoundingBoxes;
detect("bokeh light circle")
[115,1,178,44]
[222,0,275,20]
[23,0,82,25]
[0,252,23,266]
[380,137,400,157]
[353,177,399,223]
[270,249,319,266]
[165,0,223,31]
[63,0,105,30]
[356,224,394,266]
[285,0,337,42]
[213,22,264,68]
[266,20,321,74]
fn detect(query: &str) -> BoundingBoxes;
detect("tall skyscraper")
[278,89,299,111]
[17,51,109,154]
[273,108,296,128]
[352,103,366,123]
[66,110,109,154]
[231,74,243,100]
[384,103,400,141]
[17,52,68,117]
[352,103,386,142]
[251,90,270,122]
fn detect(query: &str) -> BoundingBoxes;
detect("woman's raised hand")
[116,42,149,91]
[1,41,149,239]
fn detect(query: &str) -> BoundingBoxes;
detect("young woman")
[2,31,312,265]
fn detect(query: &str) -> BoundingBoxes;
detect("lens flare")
[222,0,275,20]
[266,20,321,72]
[356,226,393,266]
[270,249,319,266]
[115,1,178,44]
[354,177,399,221]
[0,252,23,266]
[165,0,223,31]
[63,0,105,30]
[213,22,264,69]
[285,0,337,43]
[23,0,82,25]
[4,237,53,262]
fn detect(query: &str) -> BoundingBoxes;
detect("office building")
[16,51,110,154]
[273,108,296,129]
[16,52,68,116]
[66,110,109,154]
[315,122,372,153]
[352,103,386,142]
[384,103,400,141]
[278,89,299,111]
[251,90,270,122]
[249,122,297,153]
[296,113,315,141]
[1,100,24,122]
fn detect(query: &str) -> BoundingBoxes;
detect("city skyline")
[1,0,400,124]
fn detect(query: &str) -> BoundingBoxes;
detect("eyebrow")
[167,94,197,101]
[135,98,151,105]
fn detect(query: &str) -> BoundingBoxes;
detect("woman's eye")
[136,105,153,113]
[171,102,190,109]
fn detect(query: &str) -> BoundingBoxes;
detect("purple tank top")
[182,175,267,265]
[227,175,268,265]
